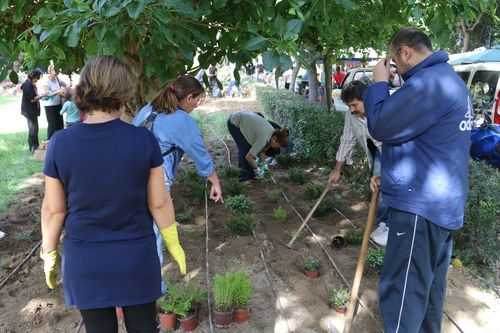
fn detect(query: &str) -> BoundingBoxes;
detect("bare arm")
[245,152,258,169]
[147,166,176,230]
[41,176,67,253]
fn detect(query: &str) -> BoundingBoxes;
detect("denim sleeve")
[184,121,215,177]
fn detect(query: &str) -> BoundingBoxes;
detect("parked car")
[332,66,401,112]
[452,62,500,124]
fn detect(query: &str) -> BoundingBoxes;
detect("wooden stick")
[343,188,379,333]
[286,181,333,248]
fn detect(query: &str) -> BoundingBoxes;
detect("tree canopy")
[0,0,498,112]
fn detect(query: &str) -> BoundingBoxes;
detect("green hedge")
[256,85,370,195]
[455,160,500,271]
[256,85,343,165]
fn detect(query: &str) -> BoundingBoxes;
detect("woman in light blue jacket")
[133,76,223,291]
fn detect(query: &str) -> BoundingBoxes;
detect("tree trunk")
[324,57,333,112]
[289,58,300,92]
[462,31,471,52]
[307,60,318,103]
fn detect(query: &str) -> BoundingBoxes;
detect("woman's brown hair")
[151,75,204,114]
[272,128,289,147]
[74,55,135,114]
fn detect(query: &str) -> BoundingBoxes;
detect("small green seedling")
[17,232,32,242]
[225,194,254,214]
[223,177,246,196]
[275,155,296,168]
[182,228,199,239]
[343,230,364,246]
[218,165,241,179]
[231,269,252,309]
[304,255,320,272]
[176,206,193,223]
[303,184,323,200]
[1,258,12,270]
[273,206,288,222]
[287,168,307,184]
[311,197,333,217]
[366,248,386,273]
[225,215,256,236]
[265,189,280,202]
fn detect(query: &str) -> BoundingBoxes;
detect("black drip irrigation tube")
[0,239,42,290]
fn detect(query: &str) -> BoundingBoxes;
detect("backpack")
[139,111,177,156]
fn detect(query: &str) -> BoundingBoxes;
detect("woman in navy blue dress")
[40,55,186,333]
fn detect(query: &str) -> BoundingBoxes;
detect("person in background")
[328,79,389,246]
[132,75,223,293]
[40,55,185,333]
[227,110,289,181]
[364,27,471,333]
[60,88,80,127]
[333,66,346,88]
[40,62,67,139]
[21,68,47,153]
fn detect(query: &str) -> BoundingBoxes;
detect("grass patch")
[0,95,21,106]
[182,228,200,239]
[176,206,193,223]
[0,129,47,213]
[287,167,307,184]
[265,189,280,202]
[303,184,323,200]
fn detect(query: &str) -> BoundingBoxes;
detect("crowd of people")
[31,27,471,333]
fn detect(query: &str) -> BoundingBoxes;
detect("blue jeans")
[227,119,255,180]
[372,148,389,225]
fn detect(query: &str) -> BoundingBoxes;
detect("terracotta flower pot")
[158,312,177,330]
[303,268,320,278]
[116,307,124,321]
[213,309,233,328]
[334,305,347,314]
[234,308,250,323]
[178,309,199,331]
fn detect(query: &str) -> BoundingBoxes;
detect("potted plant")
[213,272,235,327]
[327,286,351,314]
[303,255,320,278]
[177,280,206,331]
[157,282,182,331]
[231,269,252,323]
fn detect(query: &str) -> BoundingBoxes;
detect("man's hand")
[328,170,341,184]
[373,59,391,83]
[370,175,381,193]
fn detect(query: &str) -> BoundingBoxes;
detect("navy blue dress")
[43,118,164,310]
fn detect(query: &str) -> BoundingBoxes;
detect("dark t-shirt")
[44,118,164,309]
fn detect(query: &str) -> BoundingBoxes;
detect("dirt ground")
[0,96,498,333]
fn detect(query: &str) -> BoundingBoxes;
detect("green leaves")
[263,50,279,71]
[8,70,18,84]
[284,19,302,40]
[126,1,145,19]
[0,0,9,11]
[244,36,267,51]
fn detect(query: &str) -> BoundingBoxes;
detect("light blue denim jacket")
[132,104,215,189]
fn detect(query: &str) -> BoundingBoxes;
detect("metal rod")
[0,239,42,290]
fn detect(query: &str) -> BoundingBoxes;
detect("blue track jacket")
[363,51,472,230]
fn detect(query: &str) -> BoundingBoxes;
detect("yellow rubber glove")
[40,249,59,289]
[160,224,186,275]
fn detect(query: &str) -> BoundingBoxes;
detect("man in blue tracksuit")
[363,27,472,333]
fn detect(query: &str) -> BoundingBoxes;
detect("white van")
[332,67,401,112]
[453,62,500,124]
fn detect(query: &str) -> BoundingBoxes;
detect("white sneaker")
[370,222,389,246]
